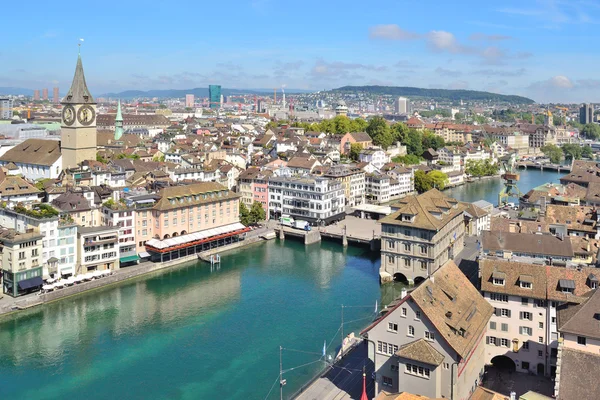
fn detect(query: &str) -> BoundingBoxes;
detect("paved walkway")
[319,216,381,241]
[294,341,374,400]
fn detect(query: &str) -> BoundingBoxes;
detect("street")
[455,234,481,288]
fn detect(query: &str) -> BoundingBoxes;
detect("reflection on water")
[0,240,382,400]
[444,169,562,205]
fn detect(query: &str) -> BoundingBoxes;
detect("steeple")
[62,54,95,104]
[114,100,123,141]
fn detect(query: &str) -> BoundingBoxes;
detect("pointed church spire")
[62,54,95,104]
[115,100,123,141]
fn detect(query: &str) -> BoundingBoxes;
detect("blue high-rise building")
[209,85,221,109]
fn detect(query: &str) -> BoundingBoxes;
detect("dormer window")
[402,214,411,221]
[492,271,506,286]
[588,274,598,289]
[519,275,533,289]
[559,279,575,293]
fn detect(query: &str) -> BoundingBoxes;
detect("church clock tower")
[61,53,97,168]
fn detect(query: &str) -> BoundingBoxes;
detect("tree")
[249,201,266,224]
[366,117,393,149]
[390,123,409,144]
[96,154,108,164]
[582,145,594,159]
[349,143,363,161]
[332,115,351,134]
[239,202,251,226]
[405,129,423,156]
[265,121,278,131]
[541,144,562,164]
[428,171,449,190]
[414,170,432,193]
[350,118,368,132]
[465,159,499,177]
[392,154,421,165]
[562,143,582,161]
[581,123,600,140]
[421,131,445,151]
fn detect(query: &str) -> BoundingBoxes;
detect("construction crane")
[498,154,523,207]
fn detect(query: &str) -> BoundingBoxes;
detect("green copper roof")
[116,100,123,121]
[62,54,95,104]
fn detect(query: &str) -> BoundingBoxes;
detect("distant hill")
[0,87,34,96]
[99,87,312,99]
[331,85,535,104]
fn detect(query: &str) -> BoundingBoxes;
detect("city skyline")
[3,0,600,102]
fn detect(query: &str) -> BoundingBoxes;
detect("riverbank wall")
[0,235,268,317]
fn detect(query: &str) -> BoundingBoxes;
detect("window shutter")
[494,308,499,316]
[529,313,533,321]
[520,312,523,320]
[495,337,500,347]
[507,310,511,318]
[486,336,490,345]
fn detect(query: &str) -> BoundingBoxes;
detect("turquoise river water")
[0,169,562,400]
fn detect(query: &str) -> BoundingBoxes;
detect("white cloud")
[369,25,419,40]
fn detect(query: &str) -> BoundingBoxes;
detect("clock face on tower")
[77,105,95,126]
[62,105,75,126]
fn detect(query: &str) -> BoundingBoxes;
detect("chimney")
[430,275,435,284]
[401,288,407,299]
[510,392,516,400]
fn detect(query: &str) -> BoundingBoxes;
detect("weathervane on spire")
[78,38,84,54]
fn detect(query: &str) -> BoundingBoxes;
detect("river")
[0,169,560,400]
[444,169,563,205]
[0,240,403,400]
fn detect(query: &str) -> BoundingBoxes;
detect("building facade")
[268,176,345,224]
[0,229,44,297]
[209,85,221,109]
[379,189,466,284]
[77,226,120,274]
[0,97,13,119]
[362,261,492,399]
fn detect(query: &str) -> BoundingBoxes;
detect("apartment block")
[0,229,44,297]
[77,226,120,274]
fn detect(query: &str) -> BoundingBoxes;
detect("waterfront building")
[77,226,120,274]
[379,189,466,284]
[61,53,97,168]
[0,97,13,119]
[0,206,78,278]
[0,139,62,180]
[101,202,138,266]
[143,182,248,263]
[366,173,392,204]
[209,85,221,109]
[436,147,462,171]
[359,149,389,170]
[481,257,600,380]
[123,193,160,257]
[560,160,600,188]
[481,231,574,265]
[554,288,600,399]
[238,167,272,213]
[318,164,366,207]
[0,228,44,297]
[579,103,593,125]
[483,126,530,153]
[362,260,492,398]
[267,175,345,224]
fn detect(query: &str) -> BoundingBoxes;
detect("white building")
[101,204,138,266]
[77,226,120,274]
[0,139,62,180]
[267,176,345,224]
[359,149,389,170]
[436,147,463,172]
[394,97,409,114]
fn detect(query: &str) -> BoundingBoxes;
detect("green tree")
[349,143,363,161]
[414,170,432,193]
[249,201,266,224]
[350,118,368,132]
[562,143,582,161]
[265,121,278,131]
[392,154,421,165]
[421,131,445,151]
[96,154,108,163]
[366,117,393,149]
[428,171,449,190]
[581,123,600,140]
[239,202,251,226]
[390,123,409,143]
[332,115,351,134]
[582,145,594,159]
[541,144,562,164]
[405,129,424,156]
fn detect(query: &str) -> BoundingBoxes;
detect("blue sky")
[3,0,600,102]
